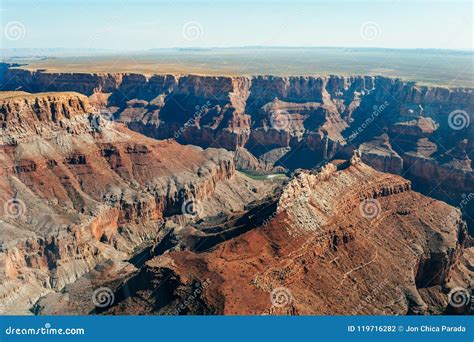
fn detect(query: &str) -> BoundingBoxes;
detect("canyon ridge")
[0,63,472,315]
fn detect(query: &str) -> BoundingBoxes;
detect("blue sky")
[1,0,472,50]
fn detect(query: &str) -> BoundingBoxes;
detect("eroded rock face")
[2,68,471,227]
[0,68,472,316]
[0,91,263,314]
[358,134,404,174]
[100,157,469,315]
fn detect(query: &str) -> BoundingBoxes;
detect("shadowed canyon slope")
[2,65,472,228]
[0,67,472,315]
[0,91,275,314]
[102,157,470,315]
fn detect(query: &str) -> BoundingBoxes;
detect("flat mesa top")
[4,48,474,88]
[0,91,85,100]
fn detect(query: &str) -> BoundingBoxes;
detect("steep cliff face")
[0,91,264,314]
[0,83,471,316]
[2,66,471,229]
[99,157,469,315]
[2,66,470,159]
[357,134,404,174]
[0,68,383,160]
[0,67,472,315]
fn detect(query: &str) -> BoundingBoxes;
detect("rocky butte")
[0,64,472,315]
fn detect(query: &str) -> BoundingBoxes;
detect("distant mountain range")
[2,46,472,58]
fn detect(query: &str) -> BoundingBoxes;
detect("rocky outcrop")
[233,147,263,173]
[0,91,259,314]
[357,134,404,174]
[99,157,469,315]
[0,66,472,315]
[1,68,471,218]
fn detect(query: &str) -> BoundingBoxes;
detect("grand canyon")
[0,61,472,316]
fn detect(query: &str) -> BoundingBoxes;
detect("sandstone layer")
[0,67,472,316]
[2,66,472,231]
[97,156,471,315]
[0,91,275,314]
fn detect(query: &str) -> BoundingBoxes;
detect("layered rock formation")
[0,91,274,314]
[0,65,472,316]
[1,65,472,229]
[94,156,470,315]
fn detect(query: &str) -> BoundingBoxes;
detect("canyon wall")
[100,156,470,315]
[1,64,472,229]
[0,68,472,315]
[0,91,252,314]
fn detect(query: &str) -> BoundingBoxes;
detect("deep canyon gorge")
[0,63,472,315]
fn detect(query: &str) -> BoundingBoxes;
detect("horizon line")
[2,46,473,53]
